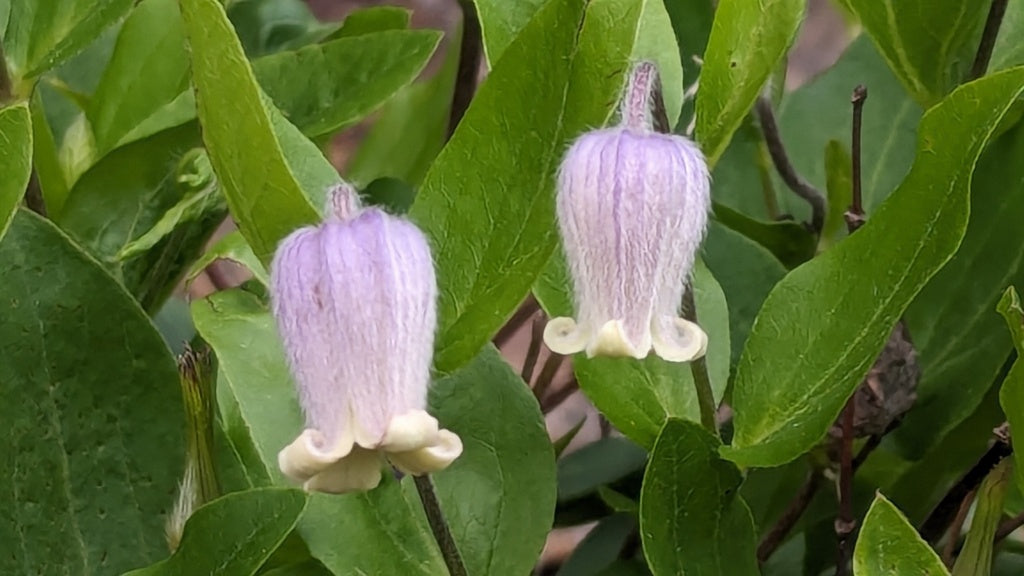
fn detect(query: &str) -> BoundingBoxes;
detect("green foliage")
[726,69,1024,468]
[0,104,31,241]
[998,287,1024,496]
[123,489,308,576]
[854,494,948,576]
[640,419,759,575]
[952,460,1011,576]
[0,211,184,575]
[696,0,803,167]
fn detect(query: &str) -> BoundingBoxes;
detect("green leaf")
[55,125,216,310]
[88,0,190,155]
[952,459,1011,576]
[180,0,320,264]
[821,140,853,251]
[122,488,308,576]
[342,22,458,189]
[428,345,557,574]
[557,513,639,576]
[839,0,988,106]
[557,437,648,502]
[259,560,334,576]
[713,202,816,268]
[187,231,269,287]
[413,0,686,372]
[254,30,441,138]
[639,419,759,576]
[331,6,410,38]
[117,180,225,262]
[725,69,1024,468]
[29,91,69,217]
[0,210,184,574]
[664,0,715,126]
[225,0,329,57]
[853,494,948,576]
[894,120,1024,458]
[194,288,556,574]
[695,0,803,167]
[191,289,300,485]
[998,287,1024,496]
[3,0,133,81]
[0,104,31,242]
[552,415,587,458]
[474,0,546,65]
[992,0,1024,72]
[702,221,787,369]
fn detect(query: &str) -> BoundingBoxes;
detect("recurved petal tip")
[278,428,355,485]
[387,429,464,476]
[652,317,708,363]
[543,317,588,356]
[380,410,441,453]
[303,447,384,494]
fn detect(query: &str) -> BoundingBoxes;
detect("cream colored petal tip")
[586,319,646,359]
[278,428,354,484]
[652,317,708,363]
[303,447,384,494]
[543,317,588,355]
[388,429,464,476]
[380,410,441,453]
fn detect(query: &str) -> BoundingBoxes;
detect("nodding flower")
[272,184,462,494]
[543,61,711,363]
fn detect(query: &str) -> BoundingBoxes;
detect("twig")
[754,96,825,233]
[919,428,1012,544]
[520,314,545,384]
[754,127,781,219]
[834,400,857,576]
[413,475,468,576]
[532,350,565,405]
[943,490,976,567]
[446,0,483,140]
[494,296,540,348]
[541,377,579,414]
[757,470,823,564]
[846,86,868,232]
[995,509,1024,543]
[682,288,718,437]
[970,0,1009,80]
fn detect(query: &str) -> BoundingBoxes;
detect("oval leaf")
[854,494,948,576]
[695,0,803,167]
[725,69,1024,468]
[123,488,308,576]
[640,419,759,576]
[0,211,184,575]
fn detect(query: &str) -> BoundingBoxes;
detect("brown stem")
[413,475,468,576]
[494,296,540,348]
[970,0,1009,80]
[754,96,826,233]
[541,377,579,415]
[919,429,1012,544]
[757,470,823,564]
[532,350,564,405]
[834,399,857,576]
[446,0,483,140]
[683,288,718,437]
[846,86,868,233]
[994,510,1024,543]
[0,43,13,104]
[942,490,976,567]
[520,314,545,384]
[24,171,47,217]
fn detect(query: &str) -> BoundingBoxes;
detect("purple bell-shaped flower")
[272,184,462,493]
[544,61,711,362]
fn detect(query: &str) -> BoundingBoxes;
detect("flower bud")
[544,61,711,362]
[272,184,462,494]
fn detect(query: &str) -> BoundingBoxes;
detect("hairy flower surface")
[273,184,461,493]
[544,61,711,362]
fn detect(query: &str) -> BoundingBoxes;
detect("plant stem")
[520,313,545,384]
[754,95,825,233]
[0,43,13,105]
[532,350,564,405]
[919,427,1012,544]
[942,490,976,567]
[447,0,483,140]
[754,126,782,219]
[683,288,719,437]
[413,474,468,576]
[494,295,539,348]
[845,86,868,233]
[995,509,1024,543]
[834,399,856,576]
[970,0,1009,80]
[758,470,823,564]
